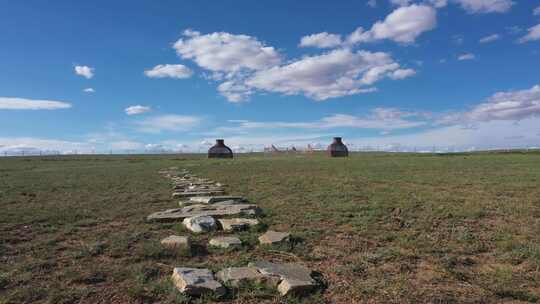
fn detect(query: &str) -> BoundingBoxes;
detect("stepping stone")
[190,196,246,204]
[248,261,316,296]
[183,216,217,233]
[172,191,225,198]
[218,218,259,232]
[147,204,262,222]
[216,267,276,287]
[160,235,191,250]
[209,236,242,249]
[258,231,290,245]
[171,268,226,297]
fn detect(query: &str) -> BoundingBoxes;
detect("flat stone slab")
[209,236,242,248]
[258,231,290,245]
[190,196,246,204]
[171,267,225,297]
[248,261,316,296]
[216,267,275,287]
[160,235,191,250]
[183,215,217,233]
[147,204,262,222]
[172,191,225,198]
[219,218,259,232]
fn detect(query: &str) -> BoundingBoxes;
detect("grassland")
[1,152,540,303]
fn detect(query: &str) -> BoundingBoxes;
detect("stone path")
[149,167,319,299]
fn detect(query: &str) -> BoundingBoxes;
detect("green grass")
[1,152,540,303]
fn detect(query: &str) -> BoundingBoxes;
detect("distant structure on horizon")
[208,139,233,159]
[327,137,349,157]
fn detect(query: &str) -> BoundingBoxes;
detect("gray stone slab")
[147,204,262,222]
[172,190,225,198]
[209,236,242,248]
[216,267,276,287]
[258,231,290,245]
[218,218,259,232]
[248,261,316,296]
[171,268,225,296]
[160,235,190,250]
[189,196,246,204]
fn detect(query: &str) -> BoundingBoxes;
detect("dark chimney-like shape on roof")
[327,137,348,157]
[208,139,233,158]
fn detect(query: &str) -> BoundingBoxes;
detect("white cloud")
[110,140,143,150]
[83,88,95,93]
[125,105,152,115]
[350,117,540,151]
[0,137,90,154]
[367,0,377,8]
[136,114,202,133]
[458,53,475,60]
[439,85,540,124]
[426,0,448,8]
[299,32,342,48]
[173,30,282,73]
[218,108,426,132]
[0,97,71,110]
[347,4,437,44]
[74,65,94,79]
[534,6,540,16]
[479,34,500,43]
[389,68,416,79]
[144,64,193,79]
[175,29,415,102]
[518,24,540,43]
[453,0,514,14]
[245,49,411,101]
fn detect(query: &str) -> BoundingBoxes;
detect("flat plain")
[1,152,540,303]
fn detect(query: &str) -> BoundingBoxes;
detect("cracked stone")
[171,268,225,297]
[218,218,259,232]
[258,231,290,245]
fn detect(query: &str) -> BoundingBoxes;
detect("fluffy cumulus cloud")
[83,88,95,93]
[74,65,94,79]
[299,32,342,48]
[458,53,475,60]
[144,64,193,79]
[347,4,437,44]
[245,49,413,100]
[439,85,540,124]
[479,34,500,43]
[0,97,71,110]
[173,28,416,102]
[518,24,540,43]
[454,0,514,14]
[125,105,152,115]
[173,30,281,73]
[136,114,202,133]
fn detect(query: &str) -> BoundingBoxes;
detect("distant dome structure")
[327,137,349,157]
[208,139,233,158]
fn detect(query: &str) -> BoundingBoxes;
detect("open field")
[1,152,540,303]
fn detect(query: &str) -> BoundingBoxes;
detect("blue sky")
[1,0,539,153]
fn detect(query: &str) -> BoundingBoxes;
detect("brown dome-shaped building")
[327,137,349,157]
[208,139,233,158]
